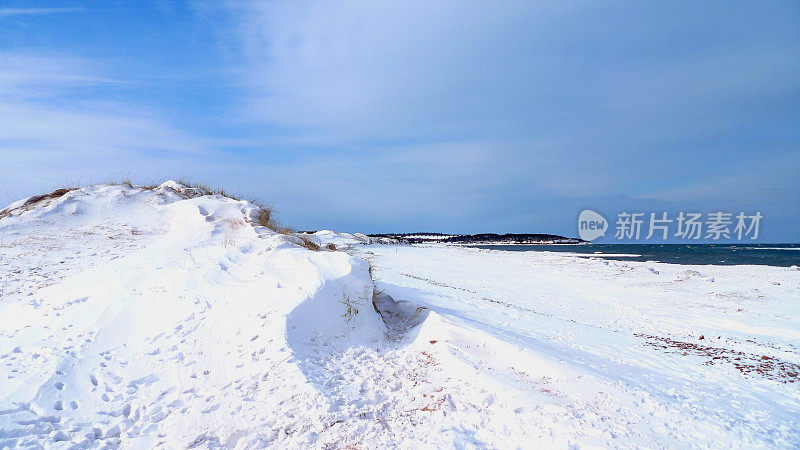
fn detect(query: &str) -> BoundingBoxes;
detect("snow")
[401,235,458,240]
[358,244,800,447]
[301,230,372,249]
[1,184,798,448]
[301,230,399,249]
[0,183,385,447]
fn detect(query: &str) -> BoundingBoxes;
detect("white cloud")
[0,7,83,18]
[219,0,571,143]
[0,52,119,99]
[0,51,209,154]
[0,102,210,154]
[0,51,213,201]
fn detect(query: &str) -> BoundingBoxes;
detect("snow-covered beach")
[360,244,800,447]
[1,184,798,448]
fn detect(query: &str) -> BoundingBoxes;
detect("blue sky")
[1,1,798,241]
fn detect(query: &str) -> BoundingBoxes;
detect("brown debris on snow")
[636,333,799,383]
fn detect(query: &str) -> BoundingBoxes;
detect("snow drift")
[0,182,385,447]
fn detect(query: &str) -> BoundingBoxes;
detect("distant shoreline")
[368,232,586,245]
[447,241,590,246]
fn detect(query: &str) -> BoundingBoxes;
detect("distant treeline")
[368,233,585,244]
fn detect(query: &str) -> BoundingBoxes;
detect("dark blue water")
[470,244,800,267]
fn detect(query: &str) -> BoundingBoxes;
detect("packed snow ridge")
[0,182,799,448]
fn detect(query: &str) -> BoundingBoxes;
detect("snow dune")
[0,183,388,447]
[1,182,798,448]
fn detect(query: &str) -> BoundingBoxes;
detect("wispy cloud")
[0,49,215,204]
[0,52,118,98]
[0,7,83,18]
[0,50,208,154]
[218,1,799,147]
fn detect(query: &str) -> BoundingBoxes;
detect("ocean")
[469,243,800,267]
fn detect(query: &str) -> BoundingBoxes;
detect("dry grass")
[276,225,294,235]
[108,177,160,190]
[274,227,320,251]
[106,177,244,201]
[0,187,77,221]
[254,208,273,227]
[174,179,243,200]
[242,197,276,229]
[300,237,321,251]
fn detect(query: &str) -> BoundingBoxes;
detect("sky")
[0,1,798,242]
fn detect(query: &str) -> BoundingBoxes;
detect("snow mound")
[0,182,387,447]
[302,229,399,249]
